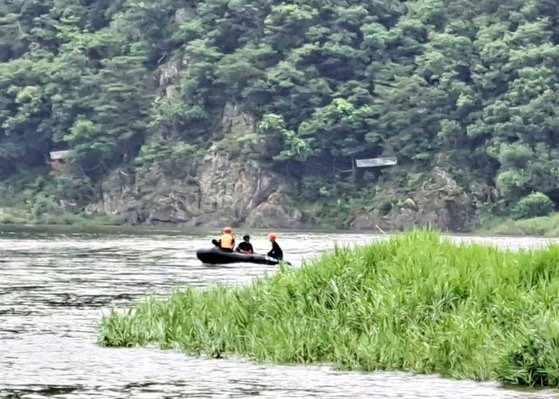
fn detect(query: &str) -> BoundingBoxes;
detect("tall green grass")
[99,230,559,386]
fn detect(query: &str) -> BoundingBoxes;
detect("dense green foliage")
[100,231,559,386]
[512,192,555,220]
[2,0,559,220]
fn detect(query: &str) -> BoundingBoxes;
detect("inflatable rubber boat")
[196,247,280,265]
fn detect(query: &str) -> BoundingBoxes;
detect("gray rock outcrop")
[86,150,308,228]
[350,168,474,231]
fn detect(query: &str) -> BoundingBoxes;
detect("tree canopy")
[2,0,559,219]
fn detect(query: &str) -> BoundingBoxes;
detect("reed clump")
[99,230,559,386]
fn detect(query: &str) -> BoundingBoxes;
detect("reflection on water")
[1,228,557,398]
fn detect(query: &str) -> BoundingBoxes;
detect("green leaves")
[512,192,555,220]
[65,118,103,143]
[134,139,198,175]
[297,98,377,159]
[257,113,312,162]
[64,117,115,169]
[3,0,559,221]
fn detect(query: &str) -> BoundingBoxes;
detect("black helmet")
[243,234,250,241]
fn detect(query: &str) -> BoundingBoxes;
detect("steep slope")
[1,1,559,228]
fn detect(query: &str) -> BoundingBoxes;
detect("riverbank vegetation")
[475,212,559,237]
[0,172,116,225]
[3,1,559,227]
[0,206,116,226]
[100,230,559,386]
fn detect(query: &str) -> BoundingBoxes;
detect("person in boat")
[211,226,235,252]
[235,234,254,254]
[266,232,283,261]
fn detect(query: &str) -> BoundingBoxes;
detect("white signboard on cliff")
[355,158,397,168]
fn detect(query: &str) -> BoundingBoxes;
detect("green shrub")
[31,194,64,219]
[54,175,97,205]
[135,140,199,176]
[512,192,554,220]
[496,169,529,201]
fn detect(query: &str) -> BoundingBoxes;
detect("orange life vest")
[220,233,234,249]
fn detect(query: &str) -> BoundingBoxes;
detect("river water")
[1,227,558,398]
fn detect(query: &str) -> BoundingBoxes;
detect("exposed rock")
[351,168,474,231]
[87,150,309,228]
[470,182,498,204]
[82,52,314,228]
[84,169,133,214]
[159,59,180,99]
[84,66,475,233]
[159,61,179,87]
[89,162,474,230]
[175,6,196,24]
[221,101,258,135]
[403,198,418,211]
[158,54,192,100]
[246,191,307,228]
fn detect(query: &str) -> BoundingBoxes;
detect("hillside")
[1,0,559,229]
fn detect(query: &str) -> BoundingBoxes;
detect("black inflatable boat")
[196,247,280,265]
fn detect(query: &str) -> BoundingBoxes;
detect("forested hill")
[1,0,559,228]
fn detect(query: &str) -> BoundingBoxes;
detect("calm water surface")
[1,228,558,398]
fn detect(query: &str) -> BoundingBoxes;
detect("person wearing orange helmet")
[266,232,283,260]
[212,226,235,252]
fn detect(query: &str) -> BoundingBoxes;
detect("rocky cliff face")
[83,48,474,231]
[86,149,308,228]
[86,160,474,231]
[350,168,474,232]
[83,53,309,228]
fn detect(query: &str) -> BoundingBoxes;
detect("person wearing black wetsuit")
[235,235,254,254]
[266,232,283,261]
